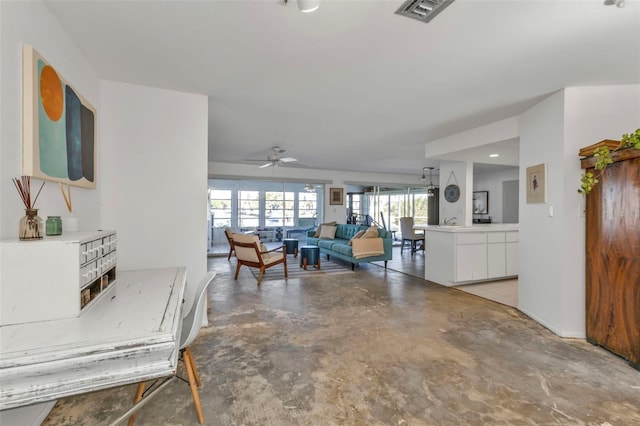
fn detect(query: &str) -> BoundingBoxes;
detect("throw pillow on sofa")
[362,225,379,238]
[313,221,337,237]
[348,229,366,245]
[319,225,337,239]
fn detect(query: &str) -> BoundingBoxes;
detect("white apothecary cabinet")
[0,230,117,326]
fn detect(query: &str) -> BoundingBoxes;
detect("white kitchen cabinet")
[0,231,117,326]
[454,233,487,282]
[487,232,507,279]
[424,225,518,286]
[506,231,519,276]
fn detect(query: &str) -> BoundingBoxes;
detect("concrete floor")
[43,256,639,425]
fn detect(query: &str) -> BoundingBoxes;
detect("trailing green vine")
[579,129,640,195]
[621,128,640,149]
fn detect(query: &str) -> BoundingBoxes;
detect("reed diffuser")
[12,176,45,240]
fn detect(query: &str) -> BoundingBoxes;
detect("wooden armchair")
[224,227,235,260]
[232,234,288,286]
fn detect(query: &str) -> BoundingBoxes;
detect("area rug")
[250,258,354,281]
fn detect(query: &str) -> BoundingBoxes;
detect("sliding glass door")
[208,179,324,249]
[363,187,429,238]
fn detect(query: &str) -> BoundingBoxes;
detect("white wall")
[518,90,567,335]
[473,167,519,223]
[101,81,208,305]
[518,84,640,338]
[0,1,209,310]
[425,117,519,158]
[438,160,472,226]
[561,84,640,335]
[0,1,101,238]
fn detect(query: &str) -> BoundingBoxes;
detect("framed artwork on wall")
[473,191,489,214]
[329,187,344,205]
[526,163,546,203]
[23,45,97,189]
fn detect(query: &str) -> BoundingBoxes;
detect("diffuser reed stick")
[58,182,73,213]
[12,176,45,209]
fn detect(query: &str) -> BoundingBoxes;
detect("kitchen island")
[418,224,518,286]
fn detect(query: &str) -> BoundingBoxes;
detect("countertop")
[416,224,519,233]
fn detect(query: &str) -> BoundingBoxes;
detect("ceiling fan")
[245,147,298,168]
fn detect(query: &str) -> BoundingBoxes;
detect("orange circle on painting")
[40,65,64,121]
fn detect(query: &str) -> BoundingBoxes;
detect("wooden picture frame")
[472,191,489,214]
[526,163,546,203]
[329,187,344,205]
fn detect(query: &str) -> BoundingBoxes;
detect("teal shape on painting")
[38,59,68,178]
[65,86,83,181]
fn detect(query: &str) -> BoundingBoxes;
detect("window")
[238,190,260,228]
[363,187,429,234]
[210,190,232,228]
[208,179,324,243]
[413,193,429,225]
[298,192,317,221]
[266,191,295,227]
[347,192,363,224]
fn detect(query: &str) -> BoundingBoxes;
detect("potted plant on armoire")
[578,129,640,370]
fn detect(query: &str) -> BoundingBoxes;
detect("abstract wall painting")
[23,45,96,189]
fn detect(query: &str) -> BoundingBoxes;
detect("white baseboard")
[518,305,586,339]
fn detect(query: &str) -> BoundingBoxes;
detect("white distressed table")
[0,267,187,417]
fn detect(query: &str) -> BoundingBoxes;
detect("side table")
[283,238,299,257]
[299,245,320,270]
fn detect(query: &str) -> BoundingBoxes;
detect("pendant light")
[421,167,436,197]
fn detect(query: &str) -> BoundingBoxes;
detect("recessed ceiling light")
[489,154,500,158]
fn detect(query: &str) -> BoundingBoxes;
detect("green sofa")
[306,224,393,270]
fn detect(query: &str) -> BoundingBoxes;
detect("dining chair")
[128,271,216,425]
[399,217,425,255]
[232,233,287,286]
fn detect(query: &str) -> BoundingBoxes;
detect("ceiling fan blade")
[259,162,273,168]
[280,157,297,163]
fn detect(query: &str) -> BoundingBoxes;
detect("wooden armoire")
[580,140,640,370]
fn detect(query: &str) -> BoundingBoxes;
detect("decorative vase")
[19,209,43,240]
[46,216,62,236]
[64,214,79,232]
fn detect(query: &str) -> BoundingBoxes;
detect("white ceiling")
[44,0,640,176]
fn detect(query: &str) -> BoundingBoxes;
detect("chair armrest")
[261,245,285,254]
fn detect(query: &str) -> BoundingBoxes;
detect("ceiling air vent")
[395,0,455,24]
